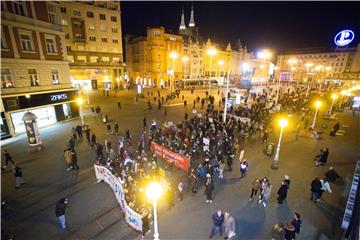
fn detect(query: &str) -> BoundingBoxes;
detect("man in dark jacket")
[2,150,15,170]
[71,150,79,170]
[325,166,340,182]
[277,182,288,204]
[311,177,322,202]
[91,133,96,148]
[209,210,225,238]
[76,125,83,138]
[291,212,302,235]
[55,198,68,229]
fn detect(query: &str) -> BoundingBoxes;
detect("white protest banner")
[94,165,142,232]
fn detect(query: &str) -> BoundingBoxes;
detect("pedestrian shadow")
[234,201,266,239]
[315,200,343,238]
[275,201,292,222]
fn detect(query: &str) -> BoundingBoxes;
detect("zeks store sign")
[151,142,190,172]
[94,165,143,232]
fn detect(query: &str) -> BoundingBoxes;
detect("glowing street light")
[77,97,84,126]
[329,93,337,115]
[169,51,178,94]
[182,56,189,79]
[311,101,322,129]
[207,47,217,77]
[146,182,163,240]
[271,118,288,169]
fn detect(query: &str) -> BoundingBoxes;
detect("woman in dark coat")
[277,182,288,204]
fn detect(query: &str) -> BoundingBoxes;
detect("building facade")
[59,1,124,90]
[126,27,184,88]
[275,44,360,84]
[1,1,79,139]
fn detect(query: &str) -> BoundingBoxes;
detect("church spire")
[189,3,195,27]
[179,7,186,31]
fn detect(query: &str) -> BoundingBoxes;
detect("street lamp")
[146,182,163,240]
[169,51,178,94]
[329,93,337,115]
[77,98,84,126]
[271,118,288,169]
[311,101,322,129]
[182,56,189,79]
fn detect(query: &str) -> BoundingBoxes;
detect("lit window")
[111,16,117,22]
[90,56,98,63]
[88,25,95,30]
[74,34,84,43]
[51,69,60,84]
[73,10,81,16]
[19,33,34,51]
[61,19,68,26]
[28,68,39,86]
[99,14,106,20]
[1,68,14,88]
[1,29,8,49]
[45,36,57,53]
[100,25,106,32]
[112,28,117,33]
[48,5,59,24]
[87,11,94,18]
[77,56,87,63]
[13,1,27,16]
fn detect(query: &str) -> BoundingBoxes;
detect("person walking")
[71,150,80,170]
[240,160,248,178]
[249,178,261,201]
[76,125,83,138]
[91,132,96,149]
[310,177,322,202]
[284,175,291,188]
[291,212,302,236]
[205,173,214,203]
[117,101,122,110]
[209,210,225,238]
[277,182,288,204]
[284,222,296,240]
[319,178,332,199]
[224,211,236,239]
[218,161,225,179]
[64,149,73,171]
[2,150,16,171]
[260,182,272,207]
[13,164,24,189]
[55,198,69,230]
[85,128,91,143]
[114,122,119,135]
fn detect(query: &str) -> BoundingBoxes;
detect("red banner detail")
[151,142,190,172]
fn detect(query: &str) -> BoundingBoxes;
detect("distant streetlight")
[146,182,163,240]
[271,118,288,169]
[182,56,189,79]
[311,101,322,129]
[77,98,84,126]
[329,93,337,115]
[169,51,178,94]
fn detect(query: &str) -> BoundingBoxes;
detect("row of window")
[60,7,117,22]
[67,55,120,64]
[87,25,118,33]
[65,34,119,44]
[1,29,58,54]
[1,67,60,88]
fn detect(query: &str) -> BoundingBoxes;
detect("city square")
[1,1,360,240]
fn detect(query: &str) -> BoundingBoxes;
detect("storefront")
[1,89,79,136]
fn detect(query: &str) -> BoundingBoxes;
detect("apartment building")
[1,1,78,139]
[59,1,124,89]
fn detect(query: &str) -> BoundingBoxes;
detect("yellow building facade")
[59,1,124,90]
[126,27,183,87]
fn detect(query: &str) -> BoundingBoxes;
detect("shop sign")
[50,93,68,102]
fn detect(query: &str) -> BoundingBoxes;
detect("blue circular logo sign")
[334,30,355,47]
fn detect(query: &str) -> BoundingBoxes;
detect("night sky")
[121,1,360,55]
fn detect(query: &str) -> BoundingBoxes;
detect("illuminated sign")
[334,30,354,47]
[50,93,68,101]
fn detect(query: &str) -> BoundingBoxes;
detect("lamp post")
[77,98,84,126]
[207,47,217,93]
[311,101,322,129]
[223,71,230,123]
[182,56,189,79]
[146,182,163,240]
[169,51,178,95]
[329,93,337,115]
[271,118,288,169]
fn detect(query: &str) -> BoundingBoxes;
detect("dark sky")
[121,1,360,55]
